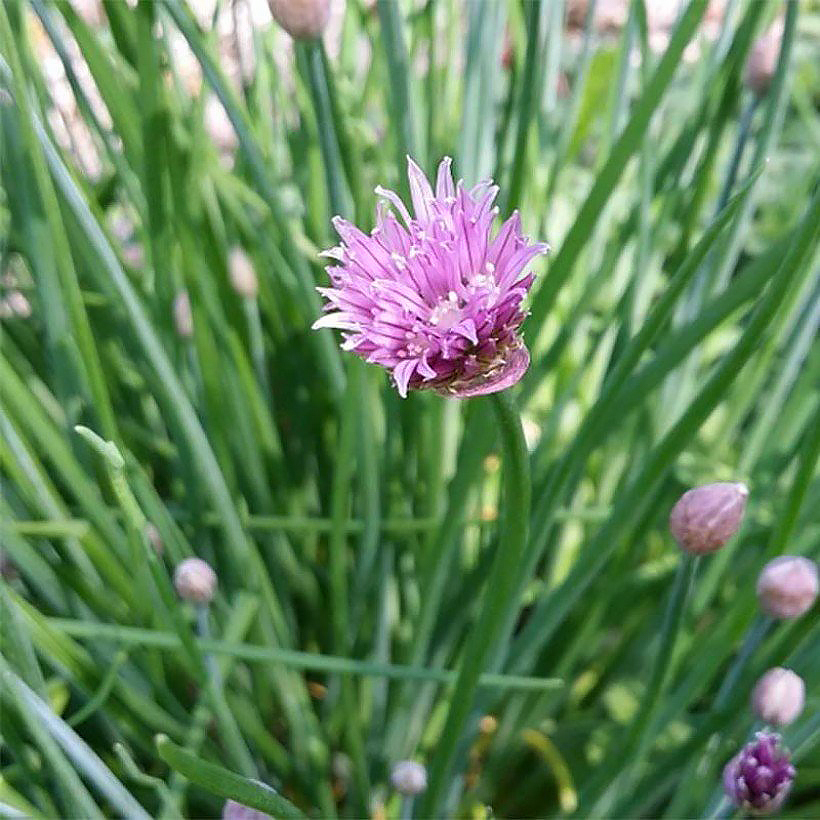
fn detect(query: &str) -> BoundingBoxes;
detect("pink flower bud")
[390,760,427,796]
[757,556,818,619]
[173,291,194,338]
[268,0,330,40]
[668,482,749,554]
[744,18,784,96]
[222,799,272,820]
[173,557,217,605]
[752,667,805,727]
[145,522,163,555]
[228,248,258,299]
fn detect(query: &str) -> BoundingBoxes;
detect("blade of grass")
[420,390,531,815]
[527,0,709,334]
[0,657,151,820]
[156,735,305,820]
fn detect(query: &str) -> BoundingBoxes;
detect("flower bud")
[222,799,272,820]
[752,667,805,727]
[268,0,330,40]
[668,482,748,554]
[204,94,238,157]
[145,522,163,555]
[757,555,818,619]
[723,731,794,815]
[228,248,258,299]
[390,760,427,796]
[173,557,217,605]
[745,19,784,96]
[173,291,194,339]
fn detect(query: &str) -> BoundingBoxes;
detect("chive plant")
[1,1,818,818]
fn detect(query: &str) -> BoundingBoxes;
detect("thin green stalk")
[135,0,173,312]
[544,0,598,209]
[156,736,304,820]
[48,617,561,691]
[377,0,418,184]
[767,402,820,556]
[503,0,542,214]
[459,0,506,184]
[75,427,257,778]
[242,297,271,404]
[0,4,118,441]
[1,658,105,820]
[1,657,151,820]
[419,390,530,816]
[590,554,699,815]
[160,0,345,396]
[67,651,129,728]
[300,40,354,220]
[507,191,819,678]
[528,0,709,332]
[329,364,371,809]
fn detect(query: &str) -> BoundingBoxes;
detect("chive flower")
[391,760,428,796]
[756,555,818,619]
[752,667,805,728]
[723,731,795,815]
[173,290,194,339]
[268,0,330,40]
[173,557,217,605]
[668,481,748,555]
[745,18,784,96]
[228,247,259,299]
[222,799,272,820]
[313,157,549,397]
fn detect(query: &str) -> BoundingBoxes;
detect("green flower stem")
[503,0,543,215]
[419,390,530,816]
[377,0,418,190]
[665,615,771,815]
[242,297,271,406]
[329,363,371,810]
[300,39,354,220]
[592,553,699,814]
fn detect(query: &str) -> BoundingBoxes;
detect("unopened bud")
[390,761,427,796]
[173,557,217,605]
[331,751,352,784]
[6,291,32,318]
[173,291,194,338]
[668,482,748,554]
[723,731,794,815]
[756,555,818,619]
[228,248,258,299]
[744,18,784,96]
[145,522,163,555]
[752,667,805,727]
[222,799,272,820]
[268,0,330,40]
[204,95,239,156]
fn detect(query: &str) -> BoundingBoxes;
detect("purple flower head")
[312,157,549,397]
[723,732,795,815]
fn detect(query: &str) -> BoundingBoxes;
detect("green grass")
[1,1,818,818]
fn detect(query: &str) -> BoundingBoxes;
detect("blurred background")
[1,0,818,818]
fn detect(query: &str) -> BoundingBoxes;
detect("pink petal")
[375,185,413,227]
[435,156,455,199]
[393,358,418,398]
[407,156,435,223]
